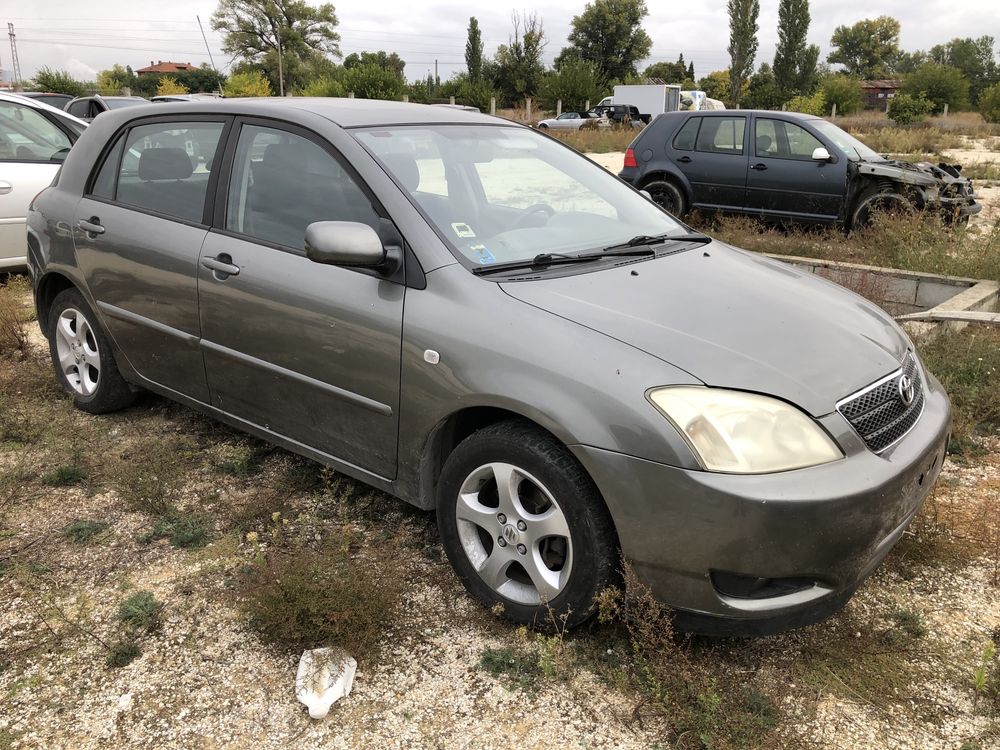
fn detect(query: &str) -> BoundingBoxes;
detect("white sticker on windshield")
[451,222,476,239]
[470,244,496,264]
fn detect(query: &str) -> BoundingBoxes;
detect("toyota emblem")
[898,374,915,406]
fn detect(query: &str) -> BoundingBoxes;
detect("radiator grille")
[838,353,924,453]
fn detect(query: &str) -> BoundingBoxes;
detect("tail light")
[623,148,638,168]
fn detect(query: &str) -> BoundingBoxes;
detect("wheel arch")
[34,271,78,335]
[639,169,691,201]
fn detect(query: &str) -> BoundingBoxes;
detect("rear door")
[668,115,748,211]
[73,115,230,402]
[197,120,404,479]
[0,98,74,267]
[745,116,847,222]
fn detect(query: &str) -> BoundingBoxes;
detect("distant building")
[136,61,196,76]
[860,79,903,110]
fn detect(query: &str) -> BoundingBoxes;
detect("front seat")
[755,134,773,156]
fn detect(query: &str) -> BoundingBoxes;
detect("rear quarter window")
[672,118,700,151]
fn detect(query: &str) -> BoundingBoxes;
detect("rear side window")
[225,124,381,250]
[672,118,700,151]
[0,101,72,162]
[110,121,224,223]
[695,117,746,155]
[67,100,89,118]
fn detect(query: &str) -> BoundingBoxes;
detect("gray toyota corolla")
[26,99,950,635]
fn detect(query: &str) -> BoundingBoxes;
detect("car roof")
[126,96,510,128]
[0,91,89,126]
[666,109,819,120]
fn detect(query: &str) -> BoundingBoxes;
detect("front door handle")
[77,217,105,235]
[202,255,241,278]
[677,155,692,163]
[0,180,12,195]
[750,163,768,171]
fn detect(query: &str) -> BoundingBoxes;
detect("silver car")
[27,99,950,634]
[537,112,594,130]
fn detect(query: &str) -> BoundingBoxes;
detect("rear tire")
[643,179,688,218]
[437,420,616,629]
[47,288,135,414]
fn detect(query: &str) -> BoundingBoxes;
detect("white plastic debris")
[116,692,133,712]
[295,648,357,719]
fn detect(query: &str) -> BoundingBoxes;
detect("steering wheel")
[510,202,555,230]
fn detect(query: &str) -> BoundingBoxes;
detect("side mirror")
[305,221,386,268]
[812,147,832,162]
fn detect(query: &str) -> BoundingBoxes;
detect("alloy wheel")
[54,308,101,396]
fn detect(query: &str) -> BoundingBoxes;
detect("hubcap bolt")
[516,544,527,555]
[497,513,506,524]
[497,537,507,547]
[517,520,527,531]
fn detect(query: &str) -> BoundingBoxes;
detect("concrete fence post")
[943,103,949,118]
[831,102,837,119]
[585,99,590,112]
[490,97,496,115]
[402,94,409,103]
[347,91,355,99]
[526,97,532,122]
[556,99,562,116]
[449,95,455,105]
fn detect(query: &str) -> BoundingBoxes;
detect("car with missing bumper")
[27,99,950,634]
[620,110,980,229]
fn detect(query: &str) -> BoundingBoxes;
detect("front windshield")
[810,119,885,162]
[105,98,144,110]
[355,125,684,267]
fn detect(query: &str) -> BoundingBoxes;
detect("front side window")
[225,124,381,250]
[695,117,746,155]
[356,125,684,268]
[0,101,72,162]
[112,121,224,223]
[757,119,824,160]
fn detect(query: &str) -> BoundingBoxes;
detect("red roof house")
[136,61,196,76]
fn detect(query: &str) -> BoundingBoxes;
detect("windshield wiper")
[605,231,712,251]
[472,247,655,276]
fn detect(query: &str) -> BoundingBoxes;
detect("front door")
[73,117,228,402]
[198,122,404,479]
[670,115,749,211]
[745,117,847,222]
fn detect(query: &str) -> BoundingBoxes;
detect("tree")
[560,0,652,82]
[342,64,405,99]
[900,62,971,113]
[819,75,863,114]
[97,65,136,95]
[538,59,605,111]
[827,16,900,79]
[979,83,1000,123]
[344,51,405,81]
[491,11,547,105]
[32,67,88,97]
[466,17,484,83]
[698,70,731,102]
[727,0,760,107]
[644,55,693,85]
[928,36,998,104]
[687,61,695,81]
[786,90,825,115]
[211,0,340,94]
[174,64,226,94]
[742,64,783,109]
[156,77,189,96]
[223,69,273,97]
[888,93,933,124]
[296,75,346,96]
[773,0,816,96]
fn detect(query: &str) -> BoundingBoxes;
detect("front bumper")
[571,373,951,635]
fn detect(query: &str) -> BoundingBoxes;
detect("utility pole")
[277,31,284,96]
[7,23,22,89]
[196,15,225,96]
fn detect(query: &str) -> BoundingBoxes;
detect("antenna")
[7,23,22,90]
[196,15,225,96]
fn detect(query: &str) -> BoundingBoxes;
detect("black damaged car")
[619,110,981,230]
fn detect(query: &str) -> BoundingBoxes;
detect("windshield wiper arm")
[472,247,655,276]
[604,232,711,252]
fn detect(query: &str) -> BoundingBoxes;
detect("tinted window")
[0,101,72,162]
[225,124,381,250]
[673,117,700,151]
[90,134,125,199]
[67,100,89,118]
[695,117,746,155]
[114,121,224,223]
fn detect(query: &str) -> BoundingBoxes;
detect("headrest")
[755,134,772,152]
[138,148,193,181]
[381,152,420,192]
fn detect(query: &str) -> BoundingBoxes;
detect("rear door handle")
[677,155,692,163]
[202,255,241,278]
[0,180,12,195]
[77,217,105,235]
[750,163,768,171]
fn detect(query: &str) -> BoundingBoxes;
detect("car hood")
[856,157,970,187]
[499,242,909,417]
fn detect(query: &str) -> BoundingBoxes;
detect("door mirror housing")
[305,221,386,268]
[812,147,832,162]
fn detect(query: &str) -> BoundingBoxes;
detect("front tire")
[850,188,913,231]
[437,421,616,629]
[643,179,688,218]
[47,288,136,414]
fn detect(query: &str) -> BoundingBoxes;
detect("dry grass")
[548,127,638,154]
[0,276,32,358]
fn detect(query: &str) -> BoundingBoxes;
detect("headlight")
[647,387,843,474]
[923,186,940,203]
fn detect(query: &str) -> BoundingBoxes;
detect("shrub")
[296,76,346,98]
[32,66,88,97]
[223,70,272,98]
[155,77,188,96]
[142,512,209,549]
[820,75,863,115]
[342,64,404,100]
[786,90,826,116]
[0,276,31,358]
[980,83,1000,124]
[117,591,162,632]
[889,93,934,125]
[42,463,86,487]
[537,60,605,113]
[900,63,971,114]
[62,519,109,543]
[106,639,142,668]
